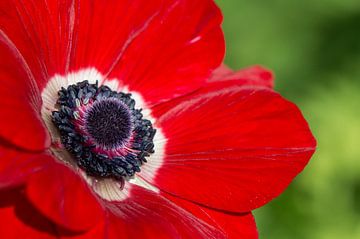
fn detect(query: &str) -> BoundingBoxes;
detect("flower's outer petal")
[0,145,51,189]
[146,84,316,212]
[196,210,258,239]
[26,161,103,232]
[107,184,226,239]
[0,188,57,239]
[209,64,274,88]
[58,212,178,239]
[0,0,77,87]
[59,183,226,239]
[106,0,224,105]
[0,31,50,151]
[0,0,224,105]
[166,194,258,239]
[57,221,106,239]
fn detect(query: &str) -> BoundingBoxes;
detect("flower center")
[51,80,156,180]
[85,99,132,149]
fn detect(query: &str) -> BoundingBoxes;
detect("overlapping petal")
[59,183,226,239]
[0,0,224,105]
[26,161,104,232]
[0,145,51,189]
[108,185,225,239]
[0,188,57,239]
[166,194,258,239]
[209,64,274,88]
[0,32,50,151]
[144,83,316,212]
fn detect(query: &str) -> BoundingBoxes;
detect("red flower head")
[0,0,316,238]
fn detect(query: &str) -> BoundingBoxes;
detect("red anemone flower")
[0,0,316,238]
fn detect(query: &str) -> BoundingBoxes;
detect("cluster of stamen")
[52,81,156,179]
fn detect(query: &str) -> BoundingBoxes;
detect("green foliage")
[216,1,360,238]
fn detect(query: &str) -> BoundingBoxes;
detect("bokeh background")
[215,0,360,238]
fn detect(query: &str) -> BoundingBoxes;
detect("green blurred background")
[215,0,360,238]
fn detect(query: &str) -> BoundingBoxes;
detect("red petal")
[60,183,226,239]
[0,188,57,239]
[209,64,274,88]
[199,210,257,239]
[107,0,224,104]
[57,222,106,239]
[26,161,103,232]
[147,84,316,212]
[0,33,50,151]
[0,145,51,189]
[0,0,77,86]
[166,194,258,239]
[106,184,225,239]
[0,0,224,104]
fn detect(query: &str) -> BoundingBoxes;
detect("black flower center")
[51,80,156,180]
[85,99,132,149]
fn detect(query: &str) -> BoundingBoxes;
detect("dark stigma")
[52,81,156,179]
